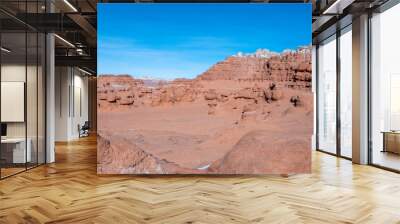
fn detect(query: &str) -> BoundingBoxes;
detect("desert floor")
[98,86,312,174]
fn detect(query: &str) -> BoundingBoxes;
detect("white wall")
[1,63,46,164]
[72,73,89,138]
[1,65,25,133]
[55,67,89,141]
[1,82,25,122]
[1,65,40,138]
[55,66,70,141]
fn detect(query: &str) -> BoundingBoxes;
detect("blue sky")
[98,4,311,79]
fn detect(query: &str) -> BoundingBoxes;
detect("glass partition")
[317,35,337,154]
[0,1,46,179]
[370,3,400,171]
[1,31,28,177]
[339,26,352,158]
[27,30,38,169]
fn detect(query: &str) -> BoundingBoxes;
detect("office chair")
[79,121,90,138]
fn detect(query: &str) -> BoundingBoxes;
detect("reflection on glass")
[371,3,400,171]
[1,32,27,177]
[318,35,337,154]
[340,27,352,158]
[0,1,47,179]
[27,31,38,169]
[38,33,46,165]
[390,75,400,130]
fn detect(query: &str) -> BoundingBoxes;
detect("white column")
[46,32,55,163]
[312,45,317,151]
[352,14,369,164]
[55,67,73,141]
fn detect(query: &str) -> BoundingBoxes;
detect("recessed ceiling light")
[322,0,355,15]
[63,0,78,12]
[54,34,75,48]
[78,67,93,76]
[1,47,11,53]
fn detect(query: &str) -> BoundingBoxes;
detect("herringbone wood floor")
[1,136,400,224]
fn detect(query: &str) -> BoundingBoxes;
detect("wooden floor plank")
[0,135,400,223]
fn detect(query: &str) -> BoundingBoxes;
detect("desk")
[382,131,400,154]
[1,138,31,163]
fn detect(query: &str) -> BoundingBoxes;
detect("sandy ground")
[98,85,313,174]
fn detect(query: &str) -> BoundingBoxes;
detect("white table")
[1,138,31,163]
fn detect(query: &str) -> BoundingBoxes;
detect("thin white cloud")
[98,36,238,78]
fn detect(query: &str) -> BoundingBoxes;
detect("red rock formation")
[197,56,267,81]
[97,133,203,174]
[209,130,311,174]
[98,47,312,110]
[97,46,313,174]
[197,47,311,89]
[204,89,218,101]
[207,102,217,115]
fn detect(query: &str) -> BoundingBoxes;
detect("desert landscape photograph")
[97,3,312,174]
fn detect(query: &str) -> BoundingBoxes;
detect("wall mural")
[97,3,312,174]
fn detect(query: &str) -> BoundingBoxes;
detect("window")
[370,2,400,171]
[339,26,352,158]
[317,35,337,154]
[316,24,353,159]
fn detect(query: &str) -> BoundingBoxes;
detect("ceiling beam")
[55,55,96,72]
[67,13,97,46]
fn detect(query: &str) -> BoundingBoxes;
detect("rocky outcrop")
[98,74,144,88]
[97,133,203,174]
[98,75,201,108]
[118,91,135,105]
[263,83,284,103]
[242,103,257,113]
[290,96,300,107]
[204,89,218,101]
[197,56,268,81]
[197,47,311,89]
[234,88,259,101]
[209,130,311,174]
[207,102,217,115]
[241,111,257,121]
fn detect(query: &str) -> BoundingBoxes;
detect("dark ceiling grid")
[1,0,391,75]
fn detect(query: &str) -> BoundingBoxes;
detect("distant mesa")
[99,46,311,84]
